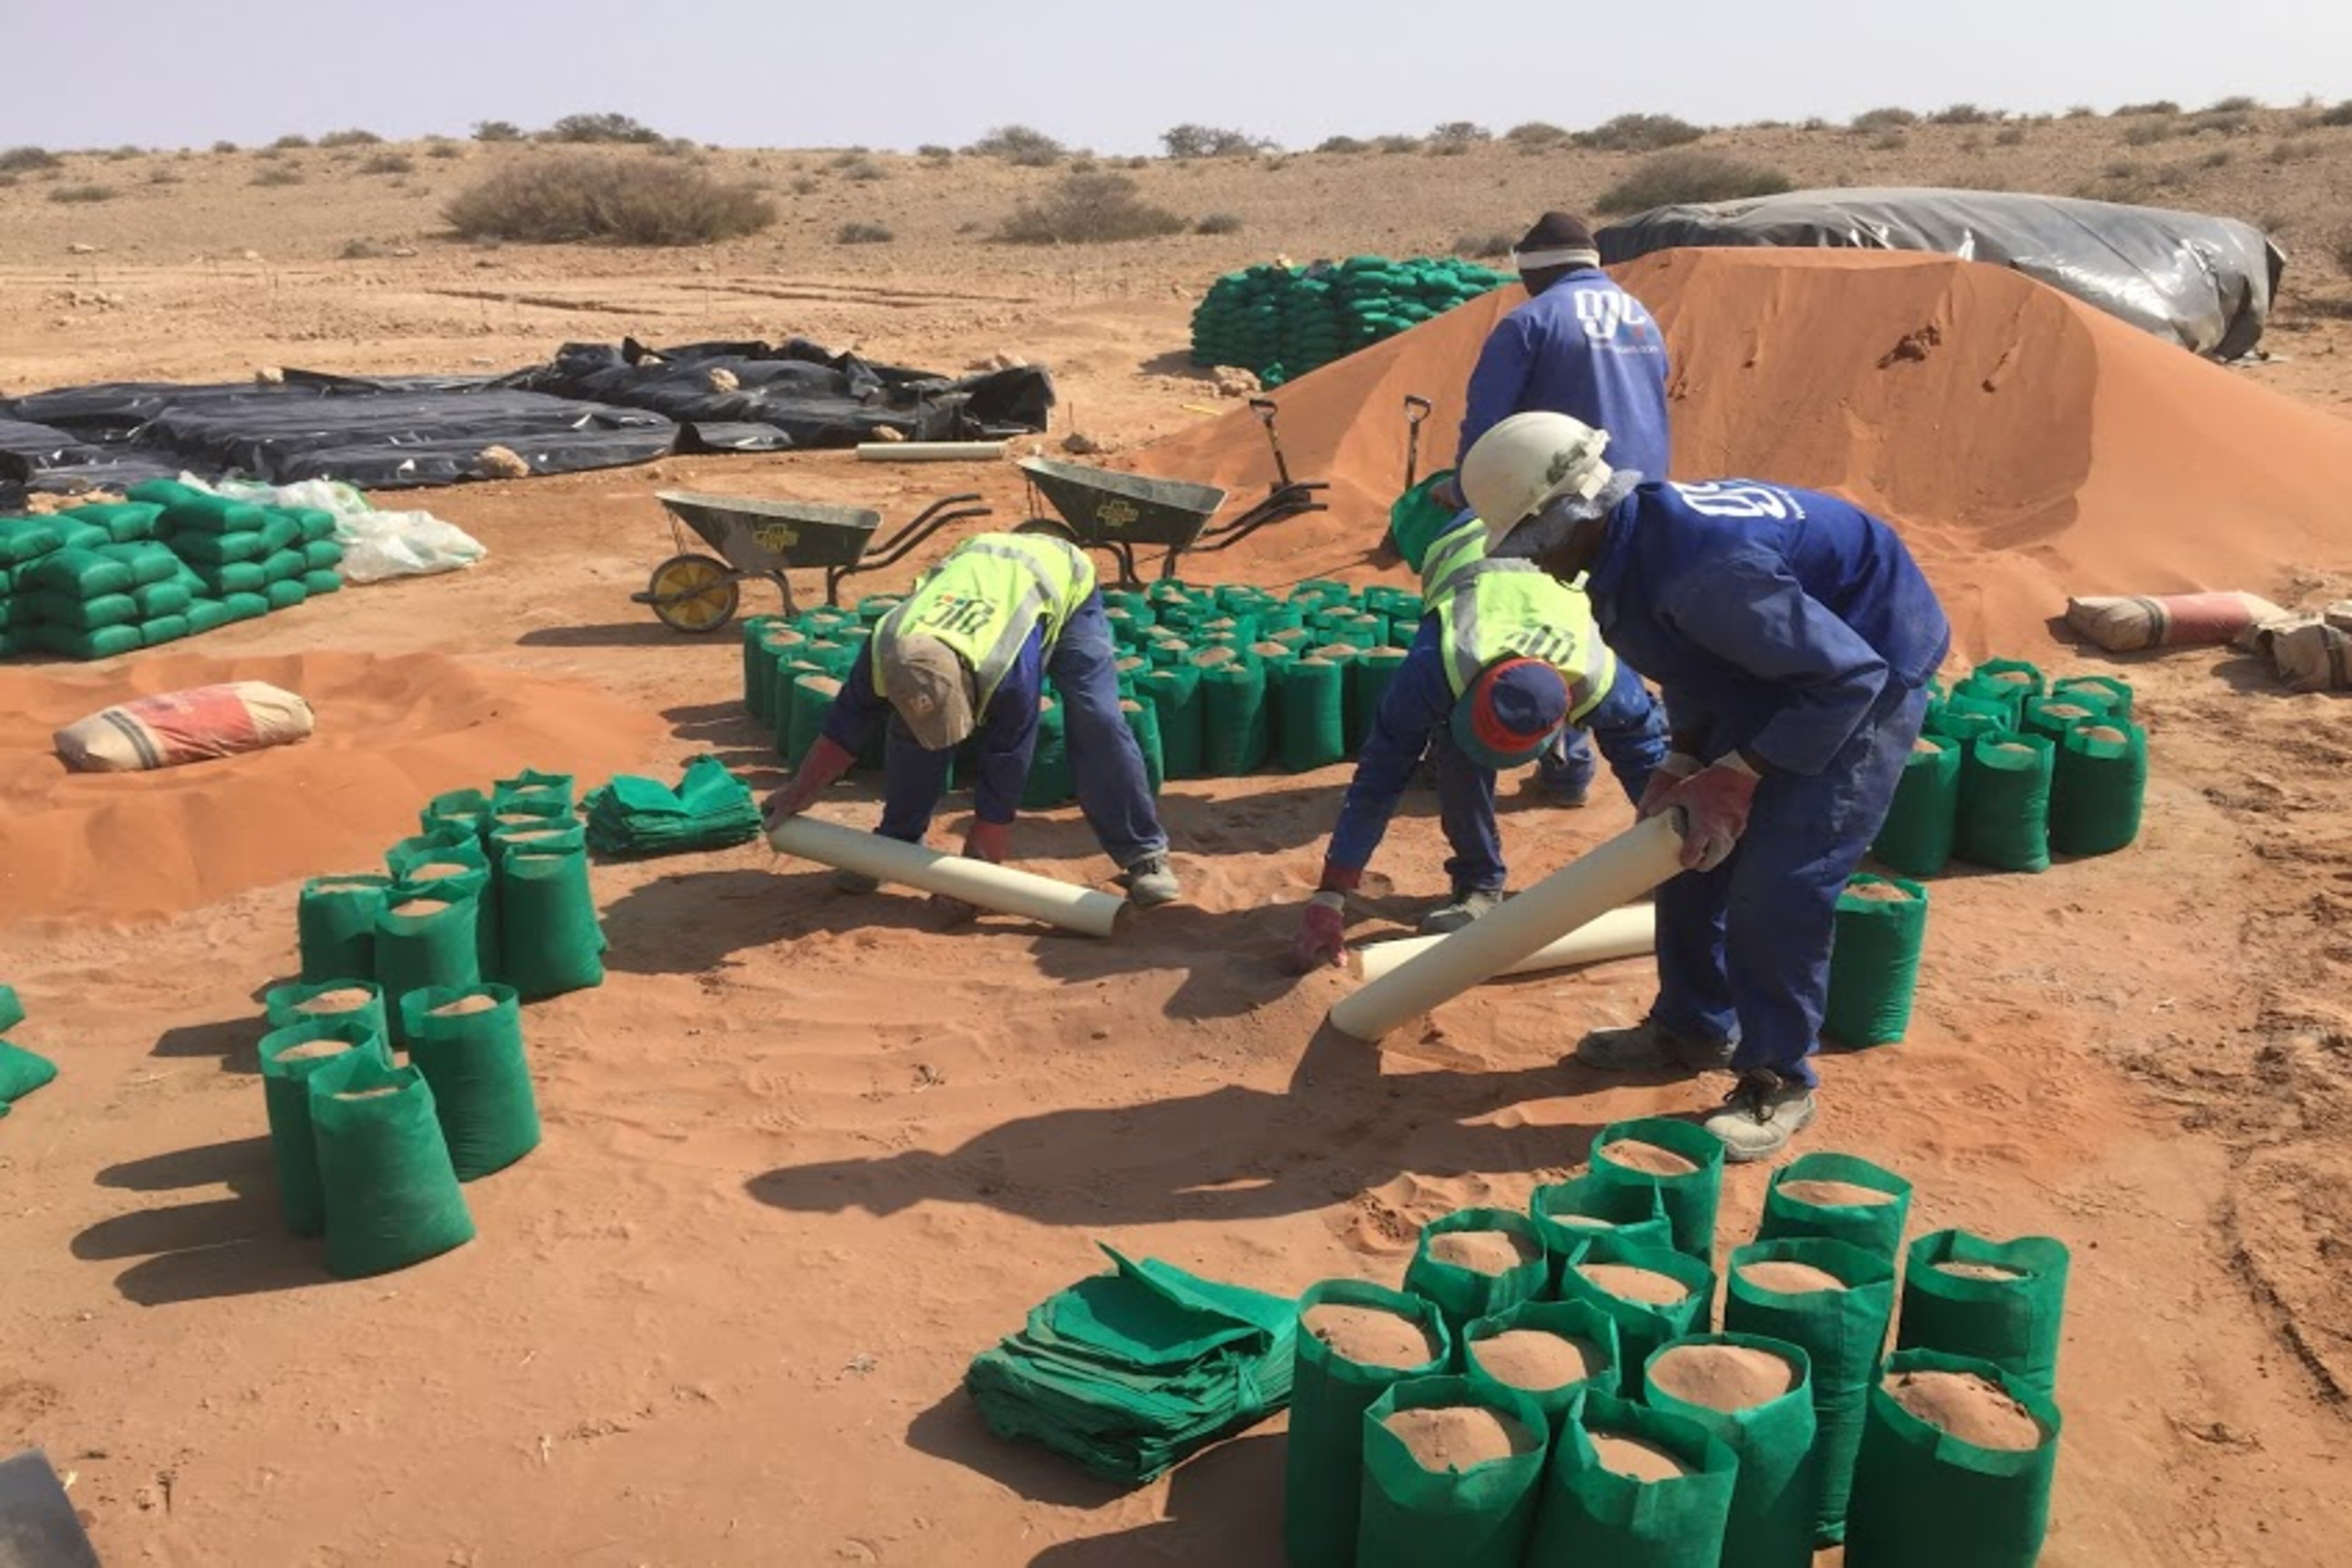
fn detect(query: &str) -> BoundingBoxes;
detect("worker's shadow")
[71,1137,325,1306]
[747,1023,1605,1230]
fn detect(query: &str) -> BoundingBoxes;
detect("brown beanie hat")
[1513,211,1601,272]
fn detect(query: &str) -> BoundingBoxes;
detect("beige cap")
[881,635,977,751]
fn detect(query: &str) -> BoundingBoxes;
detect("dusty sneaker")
[1705,1069,1818,1163]
[1122,853,1181,907]
[833,867,881,895]
[1419,888,1504,935]
[1575,1019,1736,1073]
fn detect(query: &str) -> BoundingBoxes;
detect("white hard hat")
[1462,412,1615,556]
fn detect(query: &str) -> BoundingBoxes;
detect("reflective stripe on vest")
[873,534,1094,706]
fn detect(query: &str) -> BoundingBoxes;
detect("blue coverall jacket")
[1457,269,1673,482]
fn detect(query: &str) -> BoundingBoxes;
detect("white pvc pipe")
[854,441,1008,462]
[1355,904,1656,984]
[766,815,1123,937]
[1328,813,1685,1042]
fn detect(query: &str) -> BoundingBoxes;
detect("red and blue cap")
[1450,657,1570,770]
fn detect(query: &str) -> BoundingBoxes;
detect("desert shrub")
[654,137,702,160]
[789,175,821,195]
[917,144,953,161]
[2113,100,2180,117]
[1928,103,1995,125]
[1316,134,1368,154]
[2269,137,2320,164]
[1850,107,1917,132]
[2122,121,2178,146]
[2203,147,2236,168]
[319,128,382,147]
[1960,132,1986,153]
[1194,212,1244,235]
[836,220,893,244]
[104,145,142,162]
[1125,155,1150,169]
[426,139,463,160]
[473,120,524,142]
[1452,231,1514,259]
[1596,149,1793,214]
[361,152,415,175]
[1427,121,1491,154]
[545,113,662,145]
[1070,157,1099,173]
[211,138,239,154]
[1372,133,1421,154]
[2065,105,2097,118]
[2190,110,2252,137]
[1505,121,1569,146]
[271,133,313,150]
[2102,157,2142,181]
[840,156,889,181]
[0,146,61,173]
[1995,124,2028,146]
[1868,130,1909,152]
[2331,232,2352,279]
[49,183,117,203]
[996,171,1183,244]
[2205,95,2260,113]
[968,124,1064,165]
[147,167,182,185]
[251,166,304,187]
[1575,113,1705,152]
[2318,101,2352,128]
[443,155,775,244]
[340,238,390,260]
[1161,124,1265,158]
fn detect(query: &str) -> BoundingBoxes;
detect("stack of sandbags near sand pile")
[136,480,344,627]
[581,754,762,857]
[0,982,60,1119]
[1190,255,1513,387]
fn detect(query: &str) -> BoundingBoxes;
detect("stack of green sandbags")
[0,515,67,658]
[151,492,285,626]
[1189,255,1514,385]
[0,981,58,1119]
[965,1245,1296,1486]
[582,755,763,857]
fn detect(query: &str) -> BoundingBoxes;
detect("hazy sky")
[5,1,2349,153]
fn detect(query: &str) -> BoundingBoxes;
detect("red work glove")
[1636,751,1701,820]
[762,736,855,830]
[933,817,1014,925]
[1657,755,1760,872]
[1289,861,1362,973]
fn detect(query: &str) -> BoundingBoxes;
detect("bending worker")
[1462,412,1951,1161]
[1289,493,1666,970]
[761,532,1180,910]
[1435,209,1672,805]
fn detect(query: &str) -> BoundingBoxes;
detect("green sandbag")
[1527,1390,1738,1568]
[739,619,785,719]
[1527,1175,1674,1285]
[263,978,389,1047]
[1843,1349,2062,1568]
[171,529,270,566]
[1121,696,1164,795]
[399,984,540,1179]
[1871,735,1959,875]
[1350,647,1411,751]
[0,985,21,1034]
[1723,1237,1896,1544]
[1357,1375,1549,1568]
[1587,1117,1725,1259]
[495,769,575,809]
[23,547,134,598]
[784,671,840,769]
[24,590,139,629]
[1757,1152,1913,1261]
[1935,703,2009,749]
[0,1038,59,1112]
[139,614,190,647]
[185,598,234,634]
[399,857,500,986]
[387,833,487,881]
[307,1052,475,1278]
[375,889,484,1043]
[302,537,347,570]
[421,788,492,844]
[158,494,264,536]
[1023,696,1075,810]
[1823,873,1928,1047]
[1970,656,2044,697]
[1199,658,1269,776]
[69,501,164,542]
[0,517,63,566]
[221,591,271,621]
[1284,1280,1450,1568]
[1555,1234,1714,1397]
[298,873,394,983]
[491,818,589,863]
[1644,1334,1820,1568]
[133,579,195,619]
[2050,673,2132,718]
[265,578,310,612]
[33,623,145,661]
[1462,1299,1621,1430]
[104,539,179,583]
[1954,733,2053,873]
[498,846,606,1000]
[301,569,343,597]
[1896,1231,2070,1399]
[2020,691,2113,745]
[258,1018,389,1235]
[2048,717,2146,856]
[1139,666,1205,780]
[1404,1208,1549,1339]
[1277,656,1348,771]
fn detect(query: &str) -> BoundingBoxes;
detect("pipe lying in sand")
[766,816,1122,938]
[1328,813,1684,1042]
[1354,903,1656,985]
[854,441,1008,462]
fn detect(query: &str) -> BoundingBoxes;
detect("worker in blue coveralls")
[1288,496,1667,970]
[761,532,1180,914]
[1434,210,1671,808]
[1461,412,1952,1161]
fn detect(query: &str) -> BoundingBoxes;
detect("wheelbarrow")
[633,489,994,632]
[1014,398,1329,586]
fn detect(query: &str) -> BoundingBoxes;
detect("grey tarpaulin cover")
[1597,187,2283,360]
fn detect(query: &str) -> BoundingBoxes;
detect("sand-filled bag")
[1462,1299,1619,1429]
[1200,658,1271,776]
[375,889,484,1044]
[1757,1152,1914,1261]
[2066,590,2285,652]
[2048,673,2133,718]
[419,787,493,847]
[1588,1117,1725,1259]
[1527,1388,1738,1568]
[1137,665,1205,780]
[54,681,314,773]
[1528,1173,1676,1281]
[1823,874,1929,1048]
[1020,695,1075,810]
[1897,1231,2071,1399]
[497,845,607,1001]
[1287,1280,1450,1568]
[1403,1207,1548,1339]
[1557,1234,1714,1399]
[1872,734,1960,876]
[398,984,540,1180]
[1723,1236,1895,1545]
[1277,655,1348,772]
[1843,1349,2062,1568]
[1119,696,1165,795]
[1644,1334,1819,1568]
[263,979,389,1050]
[297,873,394,985]
[1357,1375,1549,1568]
[258,1018,391,1236]
[306,1052,475,1279]
[1349,646,1412,752]
[2049,718,2147,856]
[1954,734,2053,874]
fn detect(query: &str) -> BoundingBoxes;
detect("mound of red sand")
[1128,250,2352,652]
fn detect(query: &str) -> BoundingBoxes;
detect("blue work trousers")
[1649,682,1928,1086]
[878,593,1168,867]
[1436,661,1671,893]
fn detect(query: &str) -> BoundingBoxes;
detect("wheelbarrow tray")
[1018,459,1226,549]
[655,490,882,571]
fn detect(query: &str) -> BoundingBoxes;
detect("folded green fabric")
[1,1038,58,1117]
[965,1245,1296,1486]
[0,984,22,1035]
[581,755,762,857]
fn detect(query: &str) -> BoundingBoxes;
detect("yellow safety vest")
[1421,523,1615,721]
[872,534,1095,706]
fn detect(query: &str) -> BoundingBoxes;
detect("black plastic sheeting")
[0,338,1057,498]
[1597,188,2284,361]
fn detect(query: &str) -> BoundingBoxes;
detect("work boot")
[1704,1068,1818,1163]
[833,867,881,895]
[1122,853,1181,908]
[1419,888,1504,935]
[1575,1019,1736,1074]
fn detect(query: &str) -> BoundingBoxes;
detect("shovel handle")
[1403,395,1432,424]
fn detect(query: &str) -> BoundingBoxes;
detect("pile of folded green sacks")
[1189,255,1514,386]
[257,771,603,1279]
[742,579,1427,805]
[0,983,57,1120]
[582,755,763,857]
[975,1124,2068,1568]
[0,480,346,660]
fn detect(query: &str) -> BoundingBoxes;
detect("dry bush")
[2203,147,2236,168]
[968,124,1064,166]
[1996,124,2028,146]
[1928,103,1995,125]
[251,166,304,187]
[1505,121,1569,146]
[1575,113,1705,152]
[2319,101,2352,127]
[996,172,1183,244]
[1372,133,1421,154]
[1426,121,1491,155]
[361,152,415,176]
[473,120,523,142]
[1,145,60,172]
[840,156,889,181]
[1452,231,1514,259]
[340,238,390,260]
[836,220,894,245]
[1162,124,1266,158]
[49,182,118,203]
[1850,107,1918,132]
[1596,150,1793,214]
[2112,100,2180,117]
[789,175,821,195]
[147,167,182,185]
[2205,95,2260,113]
[426,139,463,160]
[104,145,142,162]
[2190,109,2253,137]
[1316,134,1368,154]
[2122,121,2178,147]
[210,138,239,154]
[917,144,953,162]
[545,113,663,145]
[444,155,776,245]
[1868,130,1909,152]
[319,128,382,147]
[271,133,314,150]
[2269,137,2320,165]
[2331,232,2352,279]
[1195,212,1244,235]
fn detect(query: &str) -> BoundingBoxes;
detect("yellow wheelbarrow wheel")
[644,554,741,634]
